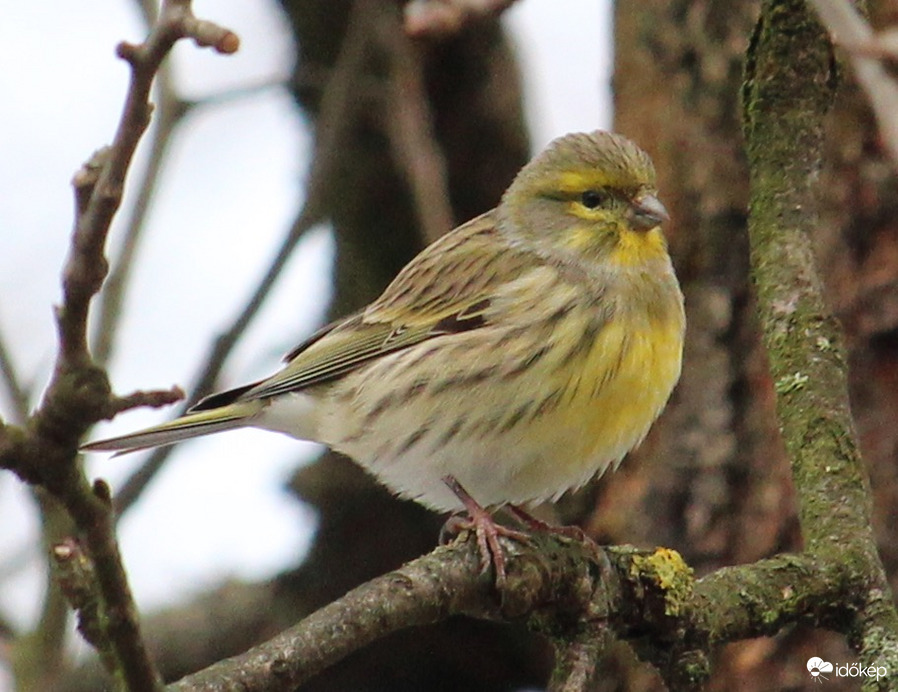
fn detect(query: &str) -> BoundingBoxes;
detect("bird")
[83,130,685,582]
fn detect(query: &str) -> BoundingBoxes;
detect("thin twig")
[808,0,898,167]
[0,323,30,423]
[45,21,186,665]
[108,386,185,416]
[92,89,189,366]
[57,3,236,370]
[404,0,521,37]
[112,0,377,518]
[189,77,286,109]
[0,4,240,691]
[377,7,455,243]
[93,1,248,366]
[90,0,175,366]
[137,0,158,26]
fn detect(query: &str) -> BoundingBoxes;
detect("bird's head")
[498,130,670,270]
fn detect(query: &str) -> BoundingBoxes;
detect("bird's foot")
[440,475,530,586]
[506,504,607,568]
[506,503,589,542]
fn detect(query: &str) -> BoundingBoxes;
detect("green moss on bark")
[742,0,898,683]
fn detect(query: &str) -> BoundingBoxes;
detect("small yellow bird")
[84,131,684,578]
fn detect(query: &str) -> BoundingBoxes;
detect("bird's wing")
[193,212,531,407]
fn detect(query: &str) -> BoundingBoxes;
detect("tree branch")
[88,0,192,369]
[108,386,185,417]
[0,3,239,691]
[743,0,898,682]
[91,86,189,367]
[376,6,455,243]
[404,0,521,37]
[168,542,499,691]
[808,0,898,167]
[166,533,861,692]
[57,3,235,370]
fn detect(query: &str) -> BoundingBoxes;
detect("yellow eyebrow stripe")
[557,170,617,193]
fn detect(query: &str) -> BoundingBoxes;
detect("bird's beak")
[628,194,669,231]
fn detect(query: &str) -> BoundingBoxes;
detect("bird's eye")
[580,190,606,209]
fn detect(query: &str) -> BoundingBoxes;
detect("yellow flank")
[544,305,681,477]
[501,294,683,505]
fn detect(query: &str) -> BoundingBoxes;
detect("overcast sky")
[0,0,610,679]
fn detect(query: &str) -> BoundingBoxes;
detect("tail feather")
[81,403,258,455]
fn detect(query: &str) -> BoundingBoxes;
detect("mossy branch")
[742,0,898,682]
[166,535,855,692]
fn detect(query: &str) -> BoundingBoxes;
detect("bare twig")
[404,0,521,37]
[377,8,454,243]
[113,0,377,518]
[46,59,186,673]
[94,5,275,366]
[91,3,239,366]
[136,0,159,26]
[0,323,30,423]
[90,0,190,366]
[108,386,185,417]
[92,92,189,366]
[808,0,898,167]
[57,4,235,369]
[189,77,285,109]
[0,3,240,691]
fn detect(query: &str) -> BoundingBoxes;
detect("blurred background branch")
[111,0,375,519]
[809,0,898,167]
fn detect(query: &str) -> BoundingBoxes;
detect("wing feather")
[216,211,533,404]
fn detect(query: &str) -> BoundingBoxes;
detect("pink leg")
[440,475,530,585]
[507,504,607,569]
[506,504,588,541]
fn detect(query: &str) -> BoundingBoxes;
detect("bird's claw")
[440,475,530,586]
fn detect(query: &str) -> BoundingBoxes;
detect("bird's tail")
[80,402,261,455]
